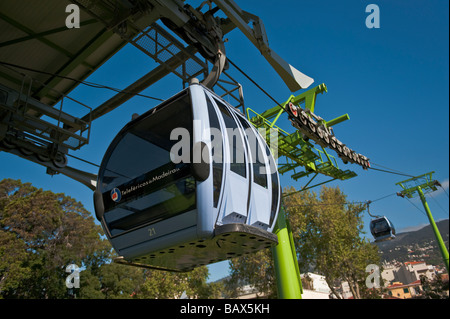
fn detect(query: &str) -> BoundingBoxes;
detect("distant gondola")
[93,80,281,271]
[370,216,396,243]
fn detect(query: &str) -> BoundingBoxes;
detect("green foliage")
[138,266,216,299]
[227,249,277,298]
[287,185,381,299]
[0,179,220,299]
[418,274,449,299]
[227,185,381,299]
[0,178,383,299]
[0,178,107,298]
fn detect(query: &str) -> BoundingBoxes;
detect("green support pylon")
[271,206,303,299]
[246,83,360,299]
[396,172,449,273]
[417,186,449,273]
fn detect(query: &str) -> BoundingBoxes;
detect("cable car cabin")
[370,216,396,243]
[93,81,281,271]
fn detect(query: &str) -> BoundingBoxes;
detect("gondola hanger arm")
[366,200,381,218]
[200,8,228,88]
[211,0,314,91]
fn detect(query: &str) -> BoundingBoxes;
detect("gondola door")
[234,112,277,231]
[208,94,250,225]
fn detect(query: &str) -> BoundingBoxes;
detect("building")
[302,289,330,299]
[381,261,437,286]
[381,263,397,286]
[228,260,443,299]
[235,284,263,299]
[234,273,332,299]
[339,281,353,299]
[396,261,435,284]
[300,273,331,299]
[386,280,422,299]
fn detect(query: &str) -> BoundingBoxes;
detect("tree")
[419,274,449,299]
[227,185,381,299]
[137,266,220,299]
[286,185,380,299]
[78,259,147,299]
[79,260,222,299]
[227,249,277,298]
[0,178,107,298]
[0,178,223,299]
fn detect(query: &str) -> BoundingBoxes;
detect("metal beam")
[212,0,314,91]
[35,28,121,100]
[77,45,199,126]
[0,145,96,190]
[0,19,99,48]
[0,12,86,62]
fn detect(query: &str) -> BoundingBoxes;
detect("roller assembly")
[285,101,370,170]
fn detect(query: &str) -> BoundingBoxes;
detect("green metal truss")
[246,83,360,298]
[395,171,439,198]
[246,84,357,184]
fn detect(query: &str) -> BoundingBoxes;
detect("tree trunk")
[345,277,360,299]
[325,277,341,299]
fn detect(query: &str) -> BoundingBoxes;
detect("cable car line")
[67,153,134,181]
[370,162,415,178]
[428,192,449,215]
[284,192,397,209]
[229,58,372,170]
[285,201,362,208]
[227,58,284,110]
[0,61,165,102]
[1,0,445,292]
[368,166,415,178]
[405,197,427,217]
[439,184,449,198]
[67,153,100,168]
[369,192,397,203]
[68,141,404,211]
[233,40,445,181]
[4,58,434,267]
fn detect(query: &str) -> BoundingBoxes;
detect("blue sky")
[1,1,448,282]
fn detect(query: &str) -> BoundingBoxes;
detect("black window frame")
[98,90,197,237]
[205,93,224,208]
[214,97,247,178]
[235,113,268,189]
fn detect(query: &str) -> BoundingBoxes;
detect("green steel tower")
[396,172,449,273]
[247,83,370,298]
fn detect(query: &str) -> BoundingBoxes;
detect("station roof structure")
[0,1,132,105]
